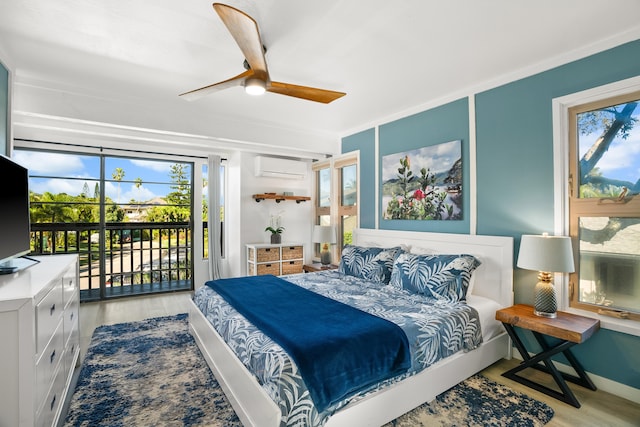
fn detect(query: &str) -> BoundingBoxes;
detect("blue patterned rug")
[63,314,554,427]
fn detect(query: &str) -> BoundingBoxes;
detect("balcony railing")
[30,222,193,301]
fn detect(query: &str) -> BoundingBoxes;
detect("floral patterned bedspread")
[192,270,482,426]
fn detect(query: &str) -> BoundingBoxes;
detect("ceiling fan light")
[245,78,266,96]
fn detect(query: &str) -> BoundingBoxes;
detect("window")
[313,160,331,258]
[338,162,357,248]
[568,92,640,321]
[312,153,359,262]
[14,148,195,301]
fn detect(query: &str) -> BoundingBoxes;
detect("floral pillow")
[339,245,404,284]
[390,253,481,302]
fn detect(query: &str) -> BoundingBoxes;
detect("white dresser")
[0,254,80,427]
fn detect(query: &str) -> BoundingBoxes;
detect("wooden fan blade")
[179,70,252,101]
[213,3,268,79]
[268,81,346,104]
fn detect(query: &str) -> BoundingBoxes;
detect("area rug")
[63,314,554,427]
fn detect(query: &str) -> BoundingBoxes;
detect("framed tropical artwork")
[382,140,462,220]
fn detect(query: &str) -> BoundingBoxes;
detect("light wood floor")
[78,292,640,427]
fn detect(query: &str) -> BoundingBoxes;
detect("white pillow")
[466,256,482,295]
[410,246,435,255]
[360,241,411,253]
[467,272,477,295]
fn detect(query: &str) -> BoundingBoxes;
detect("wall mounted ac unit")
[255,156,307,180]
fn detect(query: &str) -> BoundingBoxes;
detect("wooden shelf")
[253,193,311,203]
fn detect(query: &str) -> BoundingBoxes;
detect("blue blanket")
[206,274,411,413]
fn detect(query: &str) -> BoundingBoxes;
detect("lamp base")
[320,250,332,266]
[534,309,557,318]
[534,277,557,318]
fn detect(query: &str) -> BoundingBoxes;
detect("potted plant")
[265,226,285,244]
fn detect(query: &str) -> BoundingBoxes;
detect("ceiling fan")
[180,3,346,104]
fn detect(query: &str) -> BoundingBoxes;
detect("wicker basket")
[257,247,280,262]
[257,263,280,275]
[281,260,303,275]
[282,246,303,260]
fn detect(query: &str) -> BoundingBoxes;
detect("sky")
[12,150,199,204]
[578,105,640,184]
[382,140,461,183]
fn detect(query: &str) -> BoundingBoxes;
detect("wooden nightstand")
[495,304,600,408]
[303,263,338,273]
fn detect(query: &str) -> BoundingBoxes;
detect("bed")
[189,228,513,427]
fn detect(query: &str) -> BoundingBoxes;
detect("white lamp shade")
[313,225,336,244]
[517,234,575,273]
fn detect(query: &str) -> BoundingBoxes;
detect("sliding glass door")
[14,149,194,301]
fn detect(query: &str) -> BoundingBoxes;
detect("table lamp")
[313,225,336,265]
[517,233,575,318]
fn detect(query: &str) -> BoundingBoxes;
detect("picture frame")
[382,140,462,220]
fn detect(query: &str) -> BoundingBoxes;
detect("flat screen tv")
[0,154,33,274]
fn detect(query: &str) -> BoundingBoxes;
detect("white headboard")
[352,228,514,307]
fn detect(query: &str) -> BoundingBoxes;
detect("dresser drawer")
[257,263,280,275]
[256,247,280,262]
[36,320,64,412]
[36,281,64,354]
[282,246,303,260]
[64,325,80,375]
[63,293,79,345]
[62,263,78,308]
[36,359,66,427]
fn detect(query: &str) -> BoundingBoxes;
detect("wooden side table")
[303,263,338,273]
[495,304,600,408]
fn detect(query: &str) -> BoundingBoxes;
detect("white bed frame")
[189,228,514,427]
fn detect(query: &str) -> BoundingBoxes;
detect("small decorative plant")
[265,226,285,244]
[265,226,285,235]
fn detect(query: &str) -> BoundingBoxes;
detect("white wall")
[236,152,314,276]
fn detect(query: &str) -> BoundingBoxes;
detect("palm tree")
[112,167,125,203]
[133,177,143,218]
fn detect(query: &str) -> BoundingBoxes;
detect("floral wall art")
[382,140,462,220]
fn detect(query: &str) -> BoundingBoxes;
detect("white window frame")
[312,158,331,259]
[553,75,640,337]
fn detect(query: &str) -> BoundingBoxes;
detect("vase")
[271,234,281,244]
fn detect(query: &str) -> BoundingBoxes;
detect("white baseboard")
[511,351,640,404]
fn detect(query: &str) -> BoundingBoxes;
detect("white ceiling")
[2,0,640,155]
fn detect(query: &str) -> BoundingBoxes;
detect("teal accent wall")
[0,62,8,156]
[476,39,640,239]
[378,97,470,233]
[342,39,640,390]
[477,39,640,390]
[342,128,376,229]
